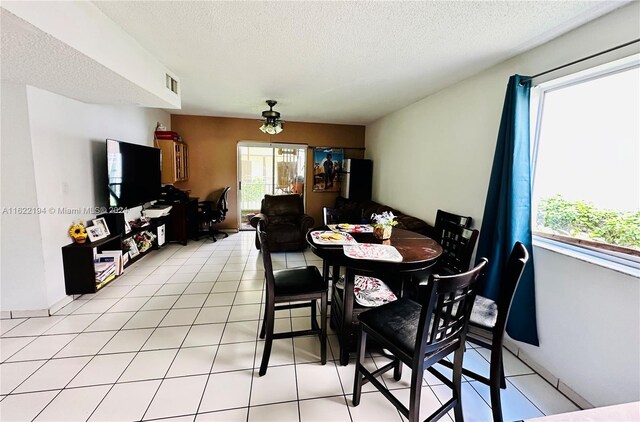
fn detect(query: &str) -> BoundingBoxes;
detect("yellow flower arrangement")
[68,220,87,243]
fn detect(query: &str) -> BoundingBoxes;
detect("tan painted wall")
[170,115,365,229]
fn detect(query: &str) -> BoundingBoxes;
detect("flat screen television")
[107,139,161,208]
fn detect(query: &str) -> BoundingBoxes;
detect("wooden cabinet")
[162,198,200,245]
[157,139,189,184]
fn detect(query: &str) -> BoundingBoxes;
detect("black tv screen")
[107,139,161,208]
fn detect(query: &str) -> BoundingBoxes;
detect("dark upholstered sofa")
[250,194,314,252]
[334,196,434,237]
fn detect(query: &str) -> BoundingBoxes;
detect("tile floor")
[0,231,581,421]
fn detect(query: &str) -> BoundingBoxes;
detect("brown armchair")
[250,194,314,252]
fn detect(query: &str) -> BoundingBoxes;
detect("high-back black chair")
[439,242,529,422]
[436,221,480,275]
[435,209,472,231]
[256,220,328,376]
[198,187,230,242]
[322,206,342,225]
[352,259,488,422]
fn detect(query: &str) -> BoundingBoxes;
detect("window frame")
[529,54,640,272]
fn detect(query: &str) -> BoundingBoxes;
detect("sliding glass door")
[237,142,307,230]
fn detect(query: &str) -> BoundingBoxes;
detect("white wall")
[365,2,640,407]
[0,82,48,310]
[0,84,170,312]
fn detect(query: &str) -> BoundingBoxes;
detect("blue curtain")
[476,74,539,346]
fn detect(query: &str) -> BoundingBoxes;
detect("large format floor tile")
[0,232,581,422]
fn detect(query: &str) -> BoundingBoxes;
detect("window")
[531,55,639,264]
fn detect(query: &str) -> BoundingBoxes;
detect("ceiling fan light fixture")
[259,100,284,134]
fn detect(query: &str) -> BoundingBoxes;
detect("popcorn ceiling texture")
[1,1,627,123]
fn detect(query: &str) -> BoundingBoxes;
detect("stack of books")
[94,250,124,289]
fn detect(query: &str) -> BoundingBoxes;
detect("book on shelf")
[96,250,124,275]
[96,273,116,290]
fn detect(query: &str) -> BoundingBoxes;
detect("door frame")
[236,141,308,230]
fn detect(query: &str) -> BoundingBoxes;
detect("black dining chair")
[435,220,480,275]
[439,242,529,422]
[352,258,488,422]
[256,220,328,376]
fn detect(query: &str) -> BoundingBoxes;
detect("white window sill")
[533,235,640,278]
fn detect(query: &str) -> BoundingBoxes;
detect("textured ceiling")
[62,2,635,124]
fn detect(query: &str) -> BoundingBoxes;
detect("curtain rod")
[520,38,640,84]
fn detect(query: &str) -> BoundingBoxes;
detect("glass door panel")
[237,142,306,230]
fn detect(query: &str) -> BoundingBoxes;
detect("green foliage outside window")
[536,195,640,250]
[242,177,267,204]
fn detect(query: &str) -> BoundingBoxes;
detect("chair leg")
[259,300,268,339]
[352,327,367,406]
[489,346,504,422]
[393,357,403,381]
[310,299,317,328]
[452,347,465,422]
[408,361,424,422]
[320,293,327,365]
[259,300,275,376]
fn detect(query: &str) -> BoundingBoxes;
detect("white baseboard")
[11,309,50,318]
[0,311,11,319]
[4,295,77,319]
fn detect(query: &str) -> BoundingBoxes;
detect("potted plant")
[371,211,398,240]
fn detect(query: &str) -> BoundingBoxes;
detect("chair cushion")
[470,295,498,328]
[354,276,397,307]
[273,266,327,296]
[358,298,421,357]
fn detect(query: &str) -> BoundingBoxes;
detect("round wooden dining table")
[306,227,442,365]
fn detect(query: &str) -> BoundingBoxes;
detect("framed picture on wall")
[313,147,344,192]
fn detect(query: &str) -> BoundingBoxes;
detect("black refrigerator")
[340,159,372,201]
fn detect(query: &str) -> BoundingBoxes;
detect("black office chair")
[256,220,328,376]
[439,242,529,422]
[352,259,488,422]
[198,187,229,242]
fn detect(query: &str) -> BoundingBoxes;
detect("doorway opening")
[237,142,307,230]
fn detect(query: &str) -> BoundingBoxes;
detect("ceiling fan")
[259,100,284,135]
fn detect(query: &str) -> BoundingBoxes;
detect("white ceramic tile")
[370,357,427,391]
[195,306,231,324]
[222,263,246,272]
[186,257,208,265]
[0,360,47,394]
[237,279,264,291]
[15,356,91,393]
[99,328,154,354]
[347,390,404,422]
[227,304,261,322]
[120,348,179,382]
[296,362,344,399]
[123,309,168,329]
[34,384,111,422]
[293,336,327,364]
[72,299,119,314]
[255,338,295,367]
[160,308,200,327]
[96,285,135,299]
[471,379,544,421]
[250,364,298,406]
[127,266,155,276]
[335,357,380,394]
[200,264,225,273]
[204,293,236,307]
[195,408,248,421]
[0,337,35,362]
[68,352,136,387]
[152,265,180,275]
[220,321,259,344]
[184,282,215,295]
[431,381,493,422]
[90,379,161,422]
[163,258,188,266]
[233,291,263,305]
[141,273,173,284]
[127,284,162,297]
[175,265,204,274]
[183,323,225,347]
[0,390,59,421]
[144,374,208,420]
[7,334,76,362]
[114,275,146,286]
[248,401,299,422]
[193,271,220,283]
[141,326,190,350]
[156,283,189,296]
[174,294,208,309]
[211,342,256,373]
[3,316,65,336]
[299,396,352,421]
[52,300,88,315]
[167,345,217,377]
[217,272,244,282]
[84,312,135,332]
[44,314,99,334]
[108,297,149,313]
[475,346,534,377]
[393,386,451,422]
[140,295,180,311]
[199,370,253,412]
[55,331,116,357]
[509,374,580,415]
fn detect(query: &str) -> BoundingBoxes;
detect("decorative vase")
[373,225,392,240]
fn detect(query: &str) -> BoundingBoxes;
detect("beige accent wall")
[170,115,365,229]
